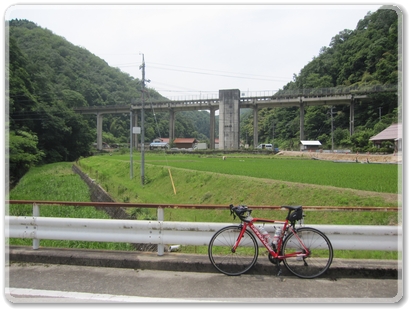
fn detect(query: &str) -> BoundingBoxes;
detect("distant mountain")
[6,19,212,183]
[240,7,399,151]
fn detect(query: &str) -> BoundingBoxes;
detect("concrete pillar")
[97,112,103,150]
[253,105,258,148]
[350,97,355,135]
[218,89,240,150]
[299,100,305,143]
[209,107,215,149]
[169,109,175,145]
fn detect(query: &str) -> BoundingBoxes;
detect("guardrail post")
[32,203,40,250]
[157,207,164,256]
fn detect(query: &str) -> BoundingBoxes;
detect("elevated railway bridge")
[74,85,396,150]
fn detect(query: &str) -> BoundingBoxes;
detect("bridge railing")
[271,84,397,98]
[73,84,397,112]
[5,200,401,256]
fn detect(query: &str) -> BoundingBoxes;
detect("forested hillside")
[6,19,212,184]
[241,8,399,151]
[6,8,400,185]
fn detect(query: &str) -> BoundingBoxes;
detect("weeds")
[7,154,402,259]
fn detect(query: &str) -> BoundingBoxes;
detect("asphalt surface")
[5,246,403,304]
[5,263,402,303]
[6,245,400,279]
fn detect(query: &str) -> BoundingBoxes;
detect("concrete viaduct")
[74,86,391,150]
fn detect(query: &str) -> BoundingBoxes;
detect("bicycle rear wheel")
[282,227,333,279]
[208,225,258,276]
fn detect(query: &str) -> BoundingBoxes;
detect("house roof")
[300,140,322,146]
[370,123,402,141]
[173,138,197,144]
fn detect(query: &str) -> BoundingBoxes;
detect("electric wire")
[112,60,290,82]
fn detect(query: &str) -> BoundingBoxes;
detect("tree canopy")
[6,19,213,183]
[241,7,399,151]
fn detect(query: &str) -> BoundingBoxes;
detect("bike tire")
[208,225,258,276]
[282,227,333,279]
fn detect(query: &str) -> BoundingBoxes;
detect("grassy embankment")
[8,152,401,259]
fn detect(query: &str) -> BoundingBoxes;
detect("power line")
[112,60,290,82]
[149,62,290,79]
[148,64,289,82]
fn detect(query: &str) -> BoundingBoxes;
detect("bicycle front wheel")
[282,227,333,279]
[208,225,258,276]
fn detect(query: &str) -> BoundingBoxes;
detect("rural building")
[370,123,402,152]
[300,140,322,151]
[173,138,198,149]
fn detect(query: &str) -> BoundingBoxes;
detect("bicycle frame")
[232,216,309,260]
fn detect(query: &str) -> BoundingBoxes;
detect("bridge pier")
[218,89,241,150]
[169,109,175,147]
[97,112,103,150]
[209,107,216,149]
[299,100,305,144]
[253,106,258,148]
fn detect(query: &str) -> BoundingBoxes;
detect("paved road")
[4,246,404,305]
[5,262,402,304]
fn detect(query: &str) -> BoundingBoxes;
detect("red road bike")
[208,204,333,278]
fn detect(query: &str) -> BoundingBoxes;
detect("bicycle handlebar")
[230,204,252,221]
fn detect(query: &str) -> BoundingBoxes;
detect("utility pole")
[130,110,133,179]
[140,54,146,185]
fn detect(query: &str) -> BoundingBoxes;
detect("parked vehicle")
[256,144,273,150]
[149,142,169,150]
[256,144,280,153]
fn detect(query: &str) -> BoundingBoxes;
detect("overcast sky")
[5,2,390,101]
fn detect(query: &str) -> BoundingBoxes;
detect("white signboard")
[133,127,141,134]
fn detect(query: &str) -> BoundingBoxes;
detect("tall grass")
[7,154,401,259]
[7,162,134,251]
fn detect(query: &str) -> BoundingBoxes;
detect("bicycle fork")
[231,224,247,253]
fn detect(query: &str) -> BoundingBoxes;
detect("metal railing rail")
[6,200,401,211]
[5,200,401,256]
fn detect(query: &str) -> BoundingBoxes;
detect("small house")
[300,140,322,151]
[370,123,402,152]
[173,138,198,149]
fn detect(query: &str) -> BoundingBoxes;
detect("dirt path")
[277,150,402,164]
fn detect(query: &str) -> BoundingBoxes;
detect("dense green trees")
[7,130,44,185]
[6,19,212,183]
[241,8,399,151]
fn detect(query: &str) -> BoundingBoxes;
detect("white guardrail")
[5,215,402,256]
